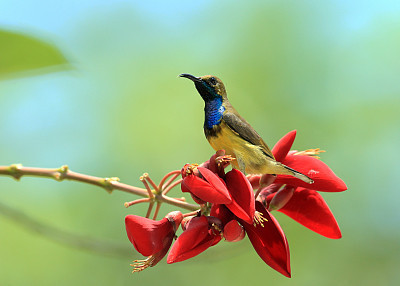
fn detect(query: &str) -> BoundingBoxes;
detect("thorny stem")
[0,164,199,212]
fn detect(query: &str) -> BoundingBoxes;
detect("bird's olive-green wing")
[222,112,274,159]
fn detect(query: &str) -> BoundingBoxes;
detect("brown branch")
[0,164,199,212]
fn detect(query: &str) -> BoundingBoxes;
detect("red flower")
[181,165,232,204]
[272,130,347,192]
[181,163,255,224]
[224,169,255,224]
[210,204,246,242]
[122,130,346,276]
[265,186,342,239]
[257,130,347,239]
[209,197,290,276]
[179,152,291,276]
[125,211,183,272]
[167,216,222,263]
[240,202,291,277]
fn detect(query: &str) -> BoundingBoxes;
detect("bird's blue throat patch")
[204,97,225,129]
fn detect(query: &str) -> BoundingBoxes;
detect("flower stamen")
[130,256,156,273]
[185,164,199,175]
[211,222,223,237]
[253,211,268,227]
[215,155,235,166]
[294,148,326,159]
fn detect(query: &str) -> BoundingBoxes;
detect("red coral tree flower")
[181,155,290,276]
[255,130,347,239]
[181,164,232,205]
[181,162,255,224]
[123,131,346,277]
[125,211,183,272]
[240,201,291,277]
[167,215,222,263]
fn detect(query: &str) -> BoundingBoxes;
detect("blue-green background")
[1,1,399,285]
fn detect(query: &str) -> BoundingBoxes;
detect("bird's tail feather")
[277,162,314,184]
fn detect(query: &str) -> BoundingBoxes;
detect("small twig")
[143,173,159,192]
[152,203,162,220]
[145,202,155,219]
[183,211,199,217]
[162,178,183,195]
[158,170,180,190]
[140,175,154,199]
[158,194,198,211]
[162,172,180,190]
[124,198,150,208]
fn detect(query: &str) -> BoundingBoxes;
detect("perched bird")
[179,73,313,184]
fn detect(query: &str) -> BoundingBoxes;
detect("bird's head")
[179,73,227,102]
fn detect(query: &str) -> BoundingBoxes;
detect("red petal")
[223,220,246,242]
[268,186,295,211]
[198,167,232,202]
[276,154,347,192]
[199,153,218,173]
[247,174,261,189]
[167,216,220,263]
[272,130,297,162]
[225,169,255,224]
[165,211,184,231]
[260,173,277,189]
[191,193,207,205]
[181,175,231,204]
[278,188,342,239]
[199,150,227,177]
[125,215,173,256]
[210,204,235,226]
[240,202,291,277]
[181,180,206,204]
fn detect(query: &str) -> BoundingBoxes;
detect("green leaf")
[0,29,70,79]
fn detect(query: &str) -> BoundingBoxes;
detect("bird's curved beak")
[179,73,202,83]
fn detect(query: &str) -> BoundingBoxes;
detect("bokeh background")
[1,0,399,285]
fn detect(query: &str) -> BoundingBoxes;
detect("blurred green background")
[1,0,399,285]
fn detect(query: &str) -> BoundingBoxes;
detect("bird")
[179,73,313,184]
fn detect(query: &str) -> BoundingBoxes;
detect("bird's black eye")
[209,77,217,86]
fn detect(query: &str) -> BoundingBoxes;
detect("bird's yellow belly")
[207,123,274,174]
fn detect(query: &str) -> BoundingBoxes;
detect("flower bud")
[223,220,245,242]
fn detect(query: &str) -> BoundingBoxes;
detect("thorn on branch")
[54,165,69,181]
[8,164,23,180]
[101,177,120,194]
